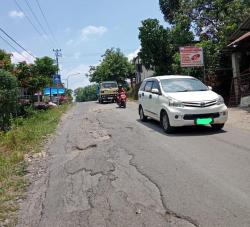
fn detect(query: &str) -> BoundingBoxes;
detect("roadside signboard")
[179,47,204,67]
[43,87,65,96]
[52,74,62,85]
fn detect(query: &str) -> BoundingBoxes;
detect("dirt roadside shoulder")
[227,108,250,131]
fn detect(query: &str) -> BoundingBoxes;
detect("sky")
[0,0,166,90]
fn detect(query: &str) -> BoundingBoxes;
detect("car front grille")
[183,99,217,108]
[183,112,220,120]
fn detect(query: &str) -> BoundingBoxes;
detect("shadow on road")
[136,119,226,137]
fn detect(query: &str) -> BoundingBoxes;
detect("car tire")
[211,124,224,131]
[123,102,126,108]
[161,111,173,133]
[100,99,103,104]
[139,106,147,122]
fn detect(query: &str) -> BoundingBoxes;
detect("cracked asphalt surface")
[18,102,250,227]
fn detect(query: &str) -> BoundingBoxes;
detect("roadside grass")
[0,104,71,225]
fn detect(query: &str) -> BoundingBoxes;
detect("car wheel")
[100,99,103,104]
[123,102,126,108]
[139,106,147,122]
[211,124,224,131]
[161,111,173,133]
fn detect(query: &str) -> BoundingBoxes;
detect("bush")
[0,70,19,131]
[127,83,141,100]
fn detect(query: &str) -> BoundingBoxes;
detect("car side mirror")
[208,86,212,91]
[151,88,160,94]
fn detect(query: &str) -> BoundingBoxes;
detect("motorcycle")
[116,91,127,108]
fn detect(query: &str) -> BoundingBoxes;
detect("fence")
[229,73,250,106]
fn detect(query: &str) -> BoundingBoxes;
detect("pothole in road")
[74,144,97,151]
[89,130,112,141]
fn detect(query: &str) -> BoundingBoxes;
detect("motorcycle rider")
[118,84,125,94]
[117,84,126,106]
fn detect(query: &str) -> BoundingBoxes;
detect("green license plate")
[196,118,213,125]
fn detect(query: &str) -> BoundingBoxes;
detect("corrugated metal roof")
[228,31,250,47]
[230,17,250,41]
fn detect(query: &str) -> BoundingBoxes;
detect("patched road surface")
[18,102,250,227]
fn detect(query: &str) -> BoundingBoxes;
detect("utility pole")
[53,49,62,105]
[53,49,62,74]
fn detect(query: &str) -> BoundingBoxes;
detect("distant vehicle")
[138,75,228,133]
[98,81,118,103]
[116,91,127,108]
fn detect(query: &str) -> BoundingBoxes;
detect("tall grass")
[0,104,70,224]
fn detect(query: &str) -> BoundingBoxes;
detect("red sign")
[180,47,204,67]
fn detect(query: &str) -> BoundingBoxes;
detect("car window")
[160,78,208,93]
[139,81,146,91]
[144,81,153,92]
[102,82,117,88]
[152,81,160,91]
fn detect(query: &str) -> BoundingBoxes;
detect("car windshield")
[160,78,208,93]
[102,82,117,88]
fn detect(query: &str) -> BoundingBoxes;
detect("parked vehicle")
[98,81,118,103]
[138,75,228,133]
[117,91,127,108]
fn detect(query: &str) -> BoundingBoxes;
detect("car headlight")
[169,99,184,107]
[217,95,224,105]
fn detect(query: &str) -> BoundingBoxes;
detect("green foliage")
[88,48,135,83]
[65,88,73,102]
[159,0,250,71]
[0,49,13,72]
[75,84,97,102]
[0,104,70,223]
[14,57,57,95]
[138,19,174,75]
[33,56,58,79]
[138,18,194,75]
[0,70,19,131]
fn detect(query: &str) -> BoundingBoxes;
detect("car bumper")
[167,104,228,127]
[100,94,117,101]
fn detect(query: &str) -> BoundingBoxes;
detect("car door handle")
[142,93,144,96]
[149,94,152,99]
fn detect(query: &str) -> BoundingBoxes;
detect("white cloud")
[66,39,74,45]
[81,25,107,41]
[127,48,140,62]
[11,51,35,64]
[9,10,24,19]
[61,64,91,90]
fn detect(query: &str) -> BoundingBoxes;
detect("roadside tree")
[159,0,250,71]
[88,48,135,85]
[0,69,19,130]
[0,49,13,72]
[75,85,97,102]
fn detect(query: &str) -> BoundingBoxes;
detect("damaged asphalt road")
[18,102,250,227]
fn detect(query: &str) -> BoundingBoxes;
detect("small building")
[226,17,250,107]
[133,55,155,84]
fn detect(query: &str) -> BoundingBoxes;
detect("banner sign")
[52,74,62,84]
[43,87,65,96]
[179,47,204,67]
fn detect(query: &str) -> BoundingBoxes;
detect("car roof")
[144,75,194,81]
[101,81,117,84]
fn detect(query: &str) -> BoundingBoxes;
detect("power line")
[14,0,43,37]
[14,0,54,50]
[23,0,50,40]
[0,34,27,59]
[0,27,36,59]
[35,0,60,48]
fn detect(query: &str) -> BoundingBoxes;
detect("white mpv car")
[138,75,228,133]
